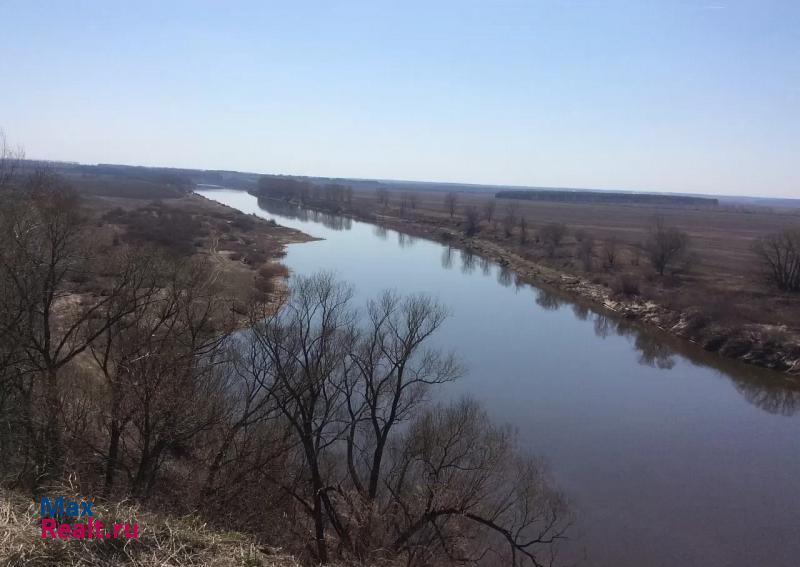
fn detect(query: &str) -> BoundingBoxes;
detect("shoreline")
[252,194,799,376]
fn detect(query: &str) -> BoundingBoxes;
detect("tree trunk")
[42,367,62,482]
[103,418,122,498]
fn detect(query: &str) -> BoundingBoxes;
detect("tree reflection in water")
[257,198,352,230]
[460,249,476,274]
[479,256,491,276]
[535,288,563,311]
[397,232,416,248]
[632,334,676,369]
[497,265,513,287]
[591,312,676,369]
[571,303,590,321]
[589,311,799,414]
[733,378,800,416]
[441,246,455,270]
[373,226,388,240]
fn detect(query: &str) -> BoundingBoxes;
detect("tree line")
[257,175,353,205]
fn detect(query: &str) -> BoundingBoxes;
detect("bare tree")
[502,204,516,238]
[644,217,689,276]
[483,199,496,224]
[444,192,458,218]
[519,216,528,244]
[247,273,357,563]
[345,292,459,503]
[578,236,594,271]
[125,262,231,499]
[0,130,24,191]
[754,229,800,292]
[408,192,419,210]
[376,187,390,208]
[0,172,158,480]
[86,249,162,497]
[399,192,412,216]
[231,273,569,565]
[86,254,233,499]
[463,205,480,237]
[602,237,618,270]
[388,398,572,566]
[540,223,567,257]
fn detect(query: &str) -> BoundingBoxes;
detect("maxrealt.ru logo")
[40,496,138,540]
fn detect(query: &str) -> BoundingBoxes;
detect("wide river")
[197,188,800,567]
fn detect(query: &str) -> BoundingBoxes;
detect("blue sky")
[1,0,798,197]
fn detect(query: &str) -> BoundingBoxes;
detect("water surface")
[197,188,800,567]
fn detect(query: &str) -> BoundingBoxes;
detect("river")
[196,188,800,567]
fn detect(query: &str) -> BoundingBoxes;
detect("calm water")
[197,188,800,567]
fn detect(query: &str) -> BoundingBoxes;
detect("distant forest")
[495,189,719,207]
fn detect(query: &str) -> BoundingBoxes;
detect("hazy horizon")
[20,155,800,202]
[2,0,798,198]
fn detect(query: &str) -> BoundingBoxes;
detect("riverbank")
[84,191,314,310]
[257,194,800,375]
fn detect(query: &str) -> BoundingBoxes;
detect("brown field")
[356,189,800,279]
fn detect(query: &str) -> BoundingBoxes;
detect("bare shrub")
[519,216,528,244]
[463,205,480,236]
[540,223,567,257]
[254,262,289,299]
[399,192,412,216]
[603,237,618,269]
[578,236,594,271]
[376,187,390,208]
[482,199,496,223]
[502,204,516,238]
[107,202,206,256]
[612,274,640,297]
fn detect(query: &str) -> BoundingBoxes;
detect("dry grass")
[0,487,300,567]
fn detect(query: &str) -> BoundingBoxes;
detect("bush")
[683,308,711,335]
[254,263,290,299]
[105,202,206,256]
[540,223,567,257]
[612,274,640,297]
[720,335,754,358]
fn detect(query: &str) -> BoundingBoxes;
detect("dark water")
[197,188,800,567]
